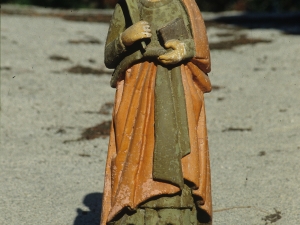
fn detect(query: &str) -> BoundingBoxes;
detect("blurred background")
[1,0,300,225]
[1,0,300,12]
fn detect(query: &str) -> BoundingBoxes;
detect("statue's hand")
[121,21,152,46]
[158,39,186,65]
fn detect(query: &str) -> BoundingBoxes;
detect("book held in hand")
[157,17,190,44]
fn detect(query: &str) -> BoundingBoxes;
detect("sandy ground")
[1,5,300,225]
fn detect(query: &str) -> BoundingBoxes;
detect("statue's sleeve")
[183,0,211,74]
[181,0,211,92]
[179,5,196,61]
[104,4,127,69]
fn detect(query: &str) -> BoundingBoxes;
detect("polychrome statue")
[101,0,212,224]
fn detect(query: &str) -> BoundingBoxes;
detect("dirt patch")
[1,66,11,71]
[49,55,71,61]
[80,120,111,140]
[205,21,244,31]
[78,153,91,157]
[210,13,300,35]
[222,127,252,132]
[62,14,111,23]
[262,208,281,224]
[66,65,111,75]
[1,8,112,23]
[55,128,67,134]
[99,102,114,115]
[212,85,225,90]
[258,151,266,156]
[83,102,114,115]
[253,67,264,71]
[63,121,111,143]
[210,34,272,50]
[68,38,102,45]
[215,32,235,37]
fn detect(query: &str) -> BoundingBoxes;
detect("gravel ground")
[1,5,300,225]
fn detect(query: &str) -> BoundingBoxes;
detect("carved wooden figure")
[101,0,212,224]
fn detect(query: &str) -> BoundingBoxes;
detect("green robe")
[106,0,195,189]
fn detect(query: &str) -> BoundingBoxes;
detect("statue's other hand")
[121,21,152,46]
[158,39,186,65]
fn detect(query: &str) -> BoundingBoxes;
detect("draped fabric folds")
[100,0,212,224]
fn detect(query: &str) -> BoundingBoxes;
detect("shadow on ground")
[73,192,103,225]
[207,12,300,35]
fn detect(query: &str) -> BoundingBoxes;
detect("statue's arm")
[105,4,152,69]
[104,4,127,69]
[177,5,196,61]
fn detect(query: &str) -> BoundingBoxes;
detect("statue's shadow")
[73,192,103,225]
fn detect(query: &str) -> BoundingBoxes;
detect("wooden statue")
[101,0,212,224]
